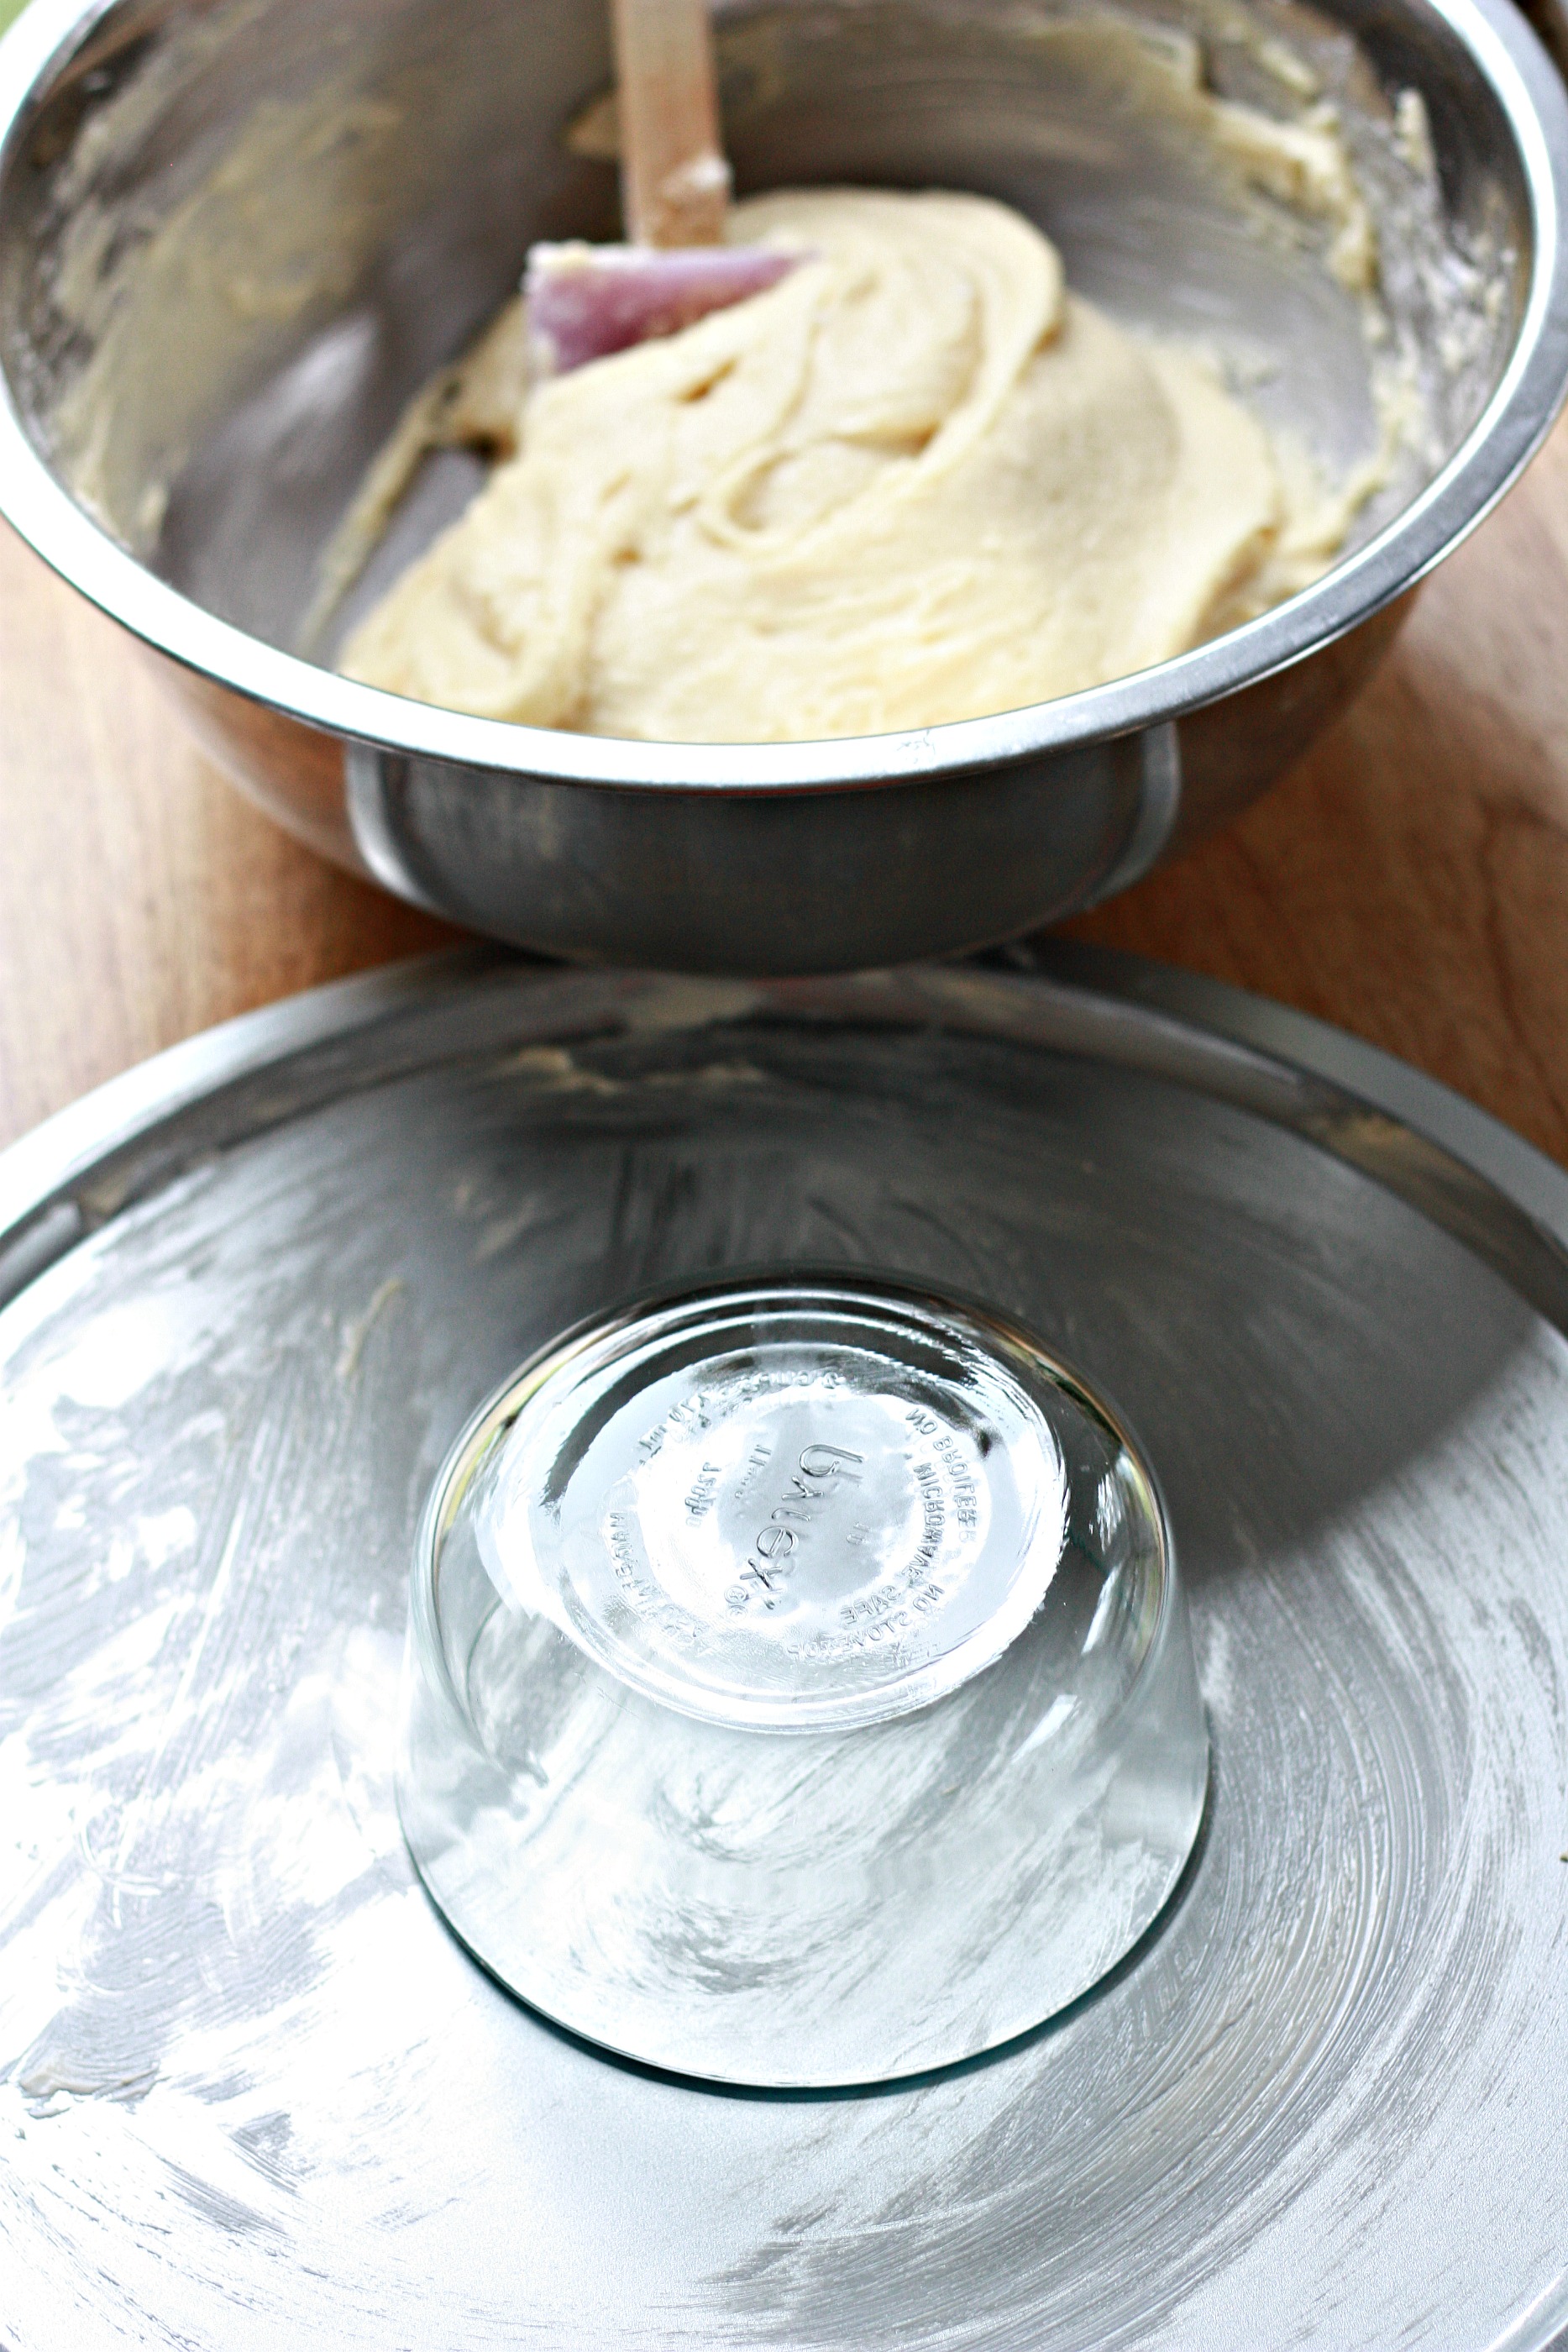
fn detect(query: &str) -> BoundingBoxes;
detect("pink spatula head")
[524,240,800,374]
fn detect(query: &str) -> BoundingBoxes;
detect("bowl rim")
[1,0,1566,795]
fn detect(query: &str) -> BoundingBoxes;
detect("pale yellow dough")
[341,187,1335,741]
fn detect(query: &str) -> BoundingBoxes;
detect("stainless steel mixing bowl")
[1,0,1566,974]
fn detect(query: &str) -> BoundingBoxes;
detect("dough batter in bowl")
[4,0,1561,966]
[340,189,1350,742]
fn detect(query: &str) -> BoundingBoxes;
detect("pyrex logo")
[727,1443,863,1611]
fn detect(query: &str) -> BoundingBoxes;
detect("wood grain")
[611,0,729,245]
[3,407,1568,1161]
[1069,411,1568,1164]
[0,518,459,1147]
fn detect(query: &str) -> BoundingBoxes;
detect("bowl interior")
[0,0,1534,674]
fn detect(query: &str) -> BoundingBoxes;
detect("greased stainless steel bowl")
[1,0,1566,974]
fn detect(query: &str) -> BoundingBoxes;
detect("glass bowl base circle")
[399,1274,1209,2087]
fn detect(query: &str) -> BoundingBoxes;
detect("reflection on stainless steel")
[0,0,1566,969]
[3,951,1568,2341]
[402,1273,1207,2084]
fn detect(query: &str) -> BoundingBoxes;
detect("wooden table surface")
[3,407,1568,1163]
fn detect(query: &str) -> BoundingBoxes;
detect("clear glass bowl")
[398,1273,1208,2087]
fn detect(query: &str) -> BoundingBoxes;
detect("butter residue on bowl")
[339,185,1373,741]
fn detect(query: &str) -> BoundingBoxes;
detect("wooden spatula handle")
[611,0,730,247]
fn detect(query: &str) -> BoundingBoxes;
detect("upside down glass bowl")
[398,1274,1209,2087]
[0,0,1566,972]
